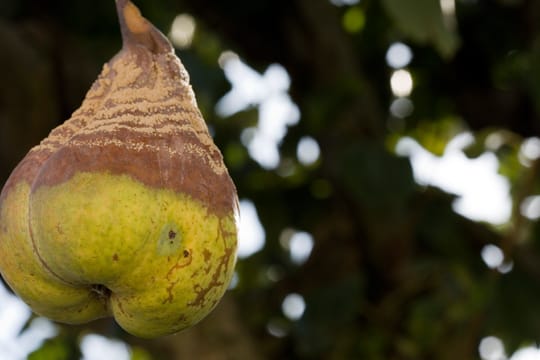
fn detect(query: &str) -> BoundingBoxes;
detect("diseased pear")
[0,0,237,338]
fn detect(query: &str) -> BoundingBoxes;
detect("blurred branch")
[128,295,263,360]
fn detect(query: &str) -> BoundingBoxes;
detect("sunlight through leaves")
[282,293,306,321]
[237,199,266,258]
[169,14,196,49]
[217,53,300,169]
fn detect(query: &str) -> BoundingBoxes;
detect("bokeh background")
[2,0,540,359]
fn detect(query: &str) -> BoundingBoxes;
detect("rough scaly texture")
[17,0,234,215]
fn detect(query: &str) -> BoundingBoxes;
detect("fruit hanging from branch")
[0,0,238,338]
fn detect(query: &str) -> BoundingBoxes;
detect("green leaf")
[340,141,416,211]
[382,0,460,58]
[27,338,79,360]
[131,346,154,360]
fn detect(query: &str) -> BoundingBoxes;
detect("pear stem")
[115,0,172,54]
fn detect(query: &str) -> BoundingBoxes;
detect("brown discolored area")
[203,249,212,262]
[166,250,193,281]
[0,150,52,202]
[188,221,235,308]
[114,297,131,318]
[162,248,195,304]
[30,136,236,217]
[1,0,237,218]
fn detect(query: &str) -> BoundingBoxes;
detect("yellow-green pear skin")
[0,0,237,338]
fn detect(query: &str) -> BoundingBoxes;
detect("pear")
[0,0,237,338]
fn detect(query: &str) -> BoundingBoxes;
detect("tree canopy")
[1,0,540,359]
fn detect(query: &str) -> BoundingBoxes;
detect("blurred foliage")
[27,335,81,360]
[382,0,460,58]
[2,0,540,359]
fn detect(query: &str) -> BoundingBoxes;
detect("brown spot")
[188,219,235,308]
[168,230,176,239]
[163,279,179,304]
[203,248,211,262]
[115,298,131,317]
[162,249,194,304]
[166,250,193,280]
[113,253,119,261]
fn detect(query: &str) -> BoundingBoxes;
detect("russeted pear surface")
[0,0,237,338]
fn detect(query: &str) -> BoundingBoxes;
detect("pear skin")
[0,0,237,338]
